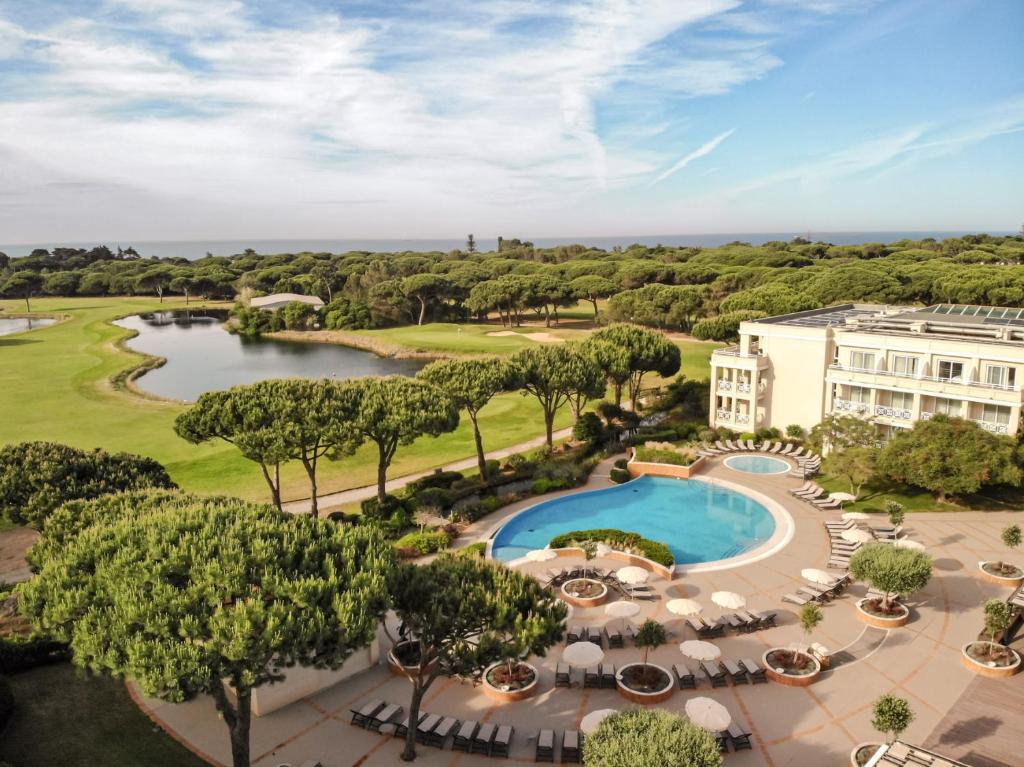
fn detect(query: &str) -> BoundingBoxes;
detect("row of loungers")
[542,568,659,601]
[788,482,842,511]
[687,610,777,637]
[704,439,815,457]
[782,573,852,605]
[675,658,767,688]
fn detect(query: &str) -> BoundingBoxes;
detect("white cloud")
[653,128,736,183]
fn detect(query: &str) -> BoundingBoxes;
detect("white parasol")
[685,697,731,732]
[830,492,858,502]
[679,640,721,661]
[595,543,613,557]
[604,601,641,619]
[616,566,649,585]
[562,641,605,668]
[711,591,746,610]
[580,708,618,735]
[666,598,703,617]
[893,538,925,551]
[841,528,875,544]
[842,511,870,521]
[526,549,558,562]
[801,568,836,585]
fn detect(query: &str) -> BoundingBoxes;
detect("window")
[850,351,875,370]
[849,386,871,405]
[933,397,961,416]
[984,365,1015,388]
[889,391,914,410]
[891,355,919,377]
[937,360,964,382]
[981,404,1011,425]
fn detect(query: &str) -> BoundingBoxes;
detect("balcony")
[735,413,750,425]
[974,420,1011,435]
[737,382,752,393]
[716,409,732,421]
[874,405,912,420]
[717,379,732,391]
[828,364,1021,395]
[834,398,870,414]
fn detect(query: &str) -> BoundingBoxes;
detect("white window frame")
[891,354,919,377]
[850,351,875,371]
[936,359,964,383]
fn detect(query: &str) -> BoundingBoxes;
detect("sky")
[0,0,1022,243]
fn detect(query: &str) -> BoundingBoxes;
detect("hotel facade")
[709,304,1024,439]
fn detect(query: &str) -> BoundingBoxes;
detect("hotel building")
[709,304,1024,439]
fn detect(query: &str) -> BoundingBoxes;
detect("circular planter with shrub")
[851,743,884,767]
[762,648,821,687]
[978,560,1024,588]
[960,641,1021,678]
[855,597,910,628]
[387,640,435,677]
[481,661,539,702]
[560,578,609,608]
[615,662,675,704]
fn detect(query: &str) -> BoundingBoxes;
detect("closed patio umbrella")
[595,543,613,557]
[842,511,870,521]
[605,601,641,619]
[830,492,857,502]
[841,528,874,544]
[801,568,835,585]
[526,549,558,562]
[679,640,721,661]
[685,697,731,732]
[616,566,649,585]
[666,598,703,617]
[893,538,925,551]
[580,709,618,734]
[711,591,746,610]
[563,641,604,668]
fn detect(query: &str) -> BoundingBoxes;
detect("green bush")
[360,493,408,520]
[0,636,71,674]
[634,447,696,466]
[455,542,487,559]
[0,676,12,732]
[393,530,451,556]
[549,528,674,566]
[532,477,571,495]
[739,431,756,442]
[484,459,501,478]
[408,470,464,493]
[414,487,454,510]
[584,708,722,767]
[613,458,628,470]
[609,468,631,484]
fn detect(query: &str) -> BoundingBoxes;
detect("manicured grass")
[350,322,588,354]
[0,297,572,503]
[1,664,207,767]
[817,474,1024,515]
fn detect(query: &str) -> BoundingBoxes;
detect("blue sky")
[0,0,1021,242]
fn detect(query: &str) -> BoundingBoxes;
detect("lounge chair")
[745,439,758,451]
[740,657,767,683]
[877,526,901,540]
[721,612,751,633]
[492,725,514,759]
[350,699,385,728]
[813,498,842,511]
[691,617,725,638]
[728,721,753,750]
[714,730,729,753]
[770,441,783,453]
[742,609,777,630]
[471,722,497,754]
[394,712,429,739]
[721,658,748,684]
[714,440,731,452]
[825,520,854,529]
[415,713,442,744]
[674,662,697,689]
[587,628,603,646]
[797,585,831,603]
[779,443,795,454]
[789,481,813,496]
[428,716,460,748]
[583,666,600,688]
[725,439,742,451]
[561,730,582,764]
[536,729,555,763]
[801,489,826,503]
[555,662,572,688]
[759,440,773,451]
[700,660,727,687]
[600,664,616,689]
[566,625,582,644]
[453,720,479,752]
[368,703,403,732]
[782,591,812,605]
[791,447,805,458]
[827,559,850,570]
[604,626,624,649]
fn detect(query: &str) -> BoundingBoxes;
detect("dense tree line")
[4,234,1024,338]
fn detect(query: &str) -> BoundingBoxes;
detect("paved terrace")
[135,456,1024,767]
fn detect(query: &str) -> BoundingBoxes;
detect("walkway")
[282,427,573,514]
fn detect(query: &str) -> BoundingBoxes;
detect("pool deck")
[133,455,1024,767]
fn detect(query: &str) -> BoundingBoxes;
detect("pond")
[0,317,57,336]
[115,310,425,401]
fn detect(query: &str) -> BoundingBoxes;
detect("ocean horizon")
[0,230,1013,260]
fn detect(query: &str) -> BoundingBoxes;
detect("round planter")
[615,662,675,704]
[481,661,540,702]
[978,561,1024,588]
[762,649,822,687]
[855,598,910,629]
[559,578,609,608]
[850,743,884,767]
[960,642,1021,678]
[387,640,435,677]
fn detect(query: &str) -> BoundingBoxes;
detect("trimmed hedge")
[609,468,631,484]
[634,447,696,466]
[455,542,487,559]
[549,529,674,567]
[393,530,451,557]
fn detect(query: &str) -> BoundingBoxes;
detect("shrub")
[408,470,464,493]
[739,431,756,442]
[871,695,914,743]
[785,424,805,439]
[532,477,571,495]
[0,636,71,674]
[360,493,407,520]
[455,542,487,559]
[414,487,454,510]
[549,528,674,567]
[584,708,722,767]
[635,445,697,467]
[0,676,12,732]
[573,412,608,447]
[609,468,631,484]
[484,459,501,478]
[613,458,628,470]
[393,530,451,556]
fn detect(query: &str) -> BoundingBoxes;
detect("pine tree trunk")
[211,684,251,767]
[302,454,319,518]
[417,295,426,325]
[590,298,599,321]
[377,444,389,504]
[471,413,487,479]
[613,382,623,407]
[545,408,555,448]
[402,683,425,761]
[259,463,283,511]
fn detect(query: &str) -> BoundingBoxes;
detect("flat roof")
[755,304,886,328]
[895,304,1024,328]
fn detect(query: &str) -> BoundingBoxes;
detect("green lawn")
[0,297,572,503]
[1,664,207,767]
[349,322,588,354]
[817,474,1024,515]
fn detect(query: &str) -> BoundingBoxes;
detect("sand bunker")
[486,331,564,343]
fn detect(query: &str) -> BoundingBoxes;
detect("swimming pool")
[724,455,791,475]
[490,475,776,565]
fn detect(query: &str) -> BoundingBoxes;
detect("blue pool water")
[724,455,791,475]
[490,475,775,565]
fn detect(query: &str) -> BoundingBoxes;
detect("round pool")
[490,475,776,565]
[724,455,791,475]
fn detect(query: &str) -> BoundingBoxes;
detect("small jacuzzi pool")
[724,455,791,475]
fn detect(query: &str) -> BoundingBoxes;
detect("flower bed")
[855,598,910,628]
[763,648,821,687]
[482,661,540,702]
[615,662,675,704]
[960,641,1021,678]
[559,578,609,608]
[979,561,1024,587]
[549,529,674,567]
[635,442,698,467]
[851,743,884,767]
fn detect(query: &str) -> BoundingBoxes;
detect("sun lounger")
[453,720,479,752]
[583,666,600,688]
[721,612,748,632]
[587,628,603,646]
[825,520,854,529]
[600,664,616,688]
[728,721,753,750]
[813,498,842,510]
[770,441,783,453]
[798,586,831,603]
[714,730,729,752]
[471,722,497,754]
[759,440,773,451]
[782,591,812,605]
[827,559,850,570]
[368,703,403,732]
[714,440,731,452]
[779,443,794,454]
[604,626,624,648]
[791,446,805,458]
[394,712,429,739]
[745,439,758,450]
[721,658,748,684]
[561,730,582,763]
[428,716,460,748]
[536,729,555,763]
[674,662,697,689]
[740,657,767,683]
[700,660,727,687]
[727,439,743,451]
[416,713,442,744]
[566,625,582,644]
[492,725,514,758]
[350,699,386,728]
[555,662,572,687]
[789,481,813,495]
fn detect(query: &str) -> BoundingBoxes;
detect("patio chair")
[721,658,748,684]
[782,591,812,605]
[791,447,805,458]
[428,716,460,748]
[492,725,514,758]
[536,729,555,763]
[350,699,385,728]
[394,712,430,739]
[561,730,582,764]
[415,713,442,744]
[770,441,783,453]
[715,440,732,452]
[587,628,603,647]
[789,481,813,496]
[728,721,753,750]
[583,665,601,688]
[600,664,616,688]
[700,660,728,687]
[759,440,773,451]
[721,612,748,632]
[566,625,583,644]
[745,439,758,450]
[740,657,767,683]
[813,498,842,511]
[368,703,403,732]
[471,722,497,754]
[674,662,697,689]
[604,626,624,649]
[453,720,479,752]
[555,662,572,688]
[779,443,795,454]
[714,730,729,753]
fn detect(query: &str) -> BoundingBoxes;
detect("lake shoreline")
[265,328,458,360]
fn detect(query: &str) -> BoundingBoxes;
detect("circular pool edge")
[723,454,792,476]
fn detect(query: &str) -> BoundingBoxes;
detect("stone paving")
[134,457,1024,767]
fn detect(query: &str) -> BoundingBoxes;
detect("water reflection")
[0,317,57,336]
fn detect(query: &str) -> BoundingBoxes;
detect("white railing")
[973,420,1010,435]
[714,345,763,358]
[828,364,1018,392]
[874,405,912,420]
[737,382,751,393]
[717,379,732,391]
[716,410,732,421]
[834,398,870,414]
[735,414,750,425]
